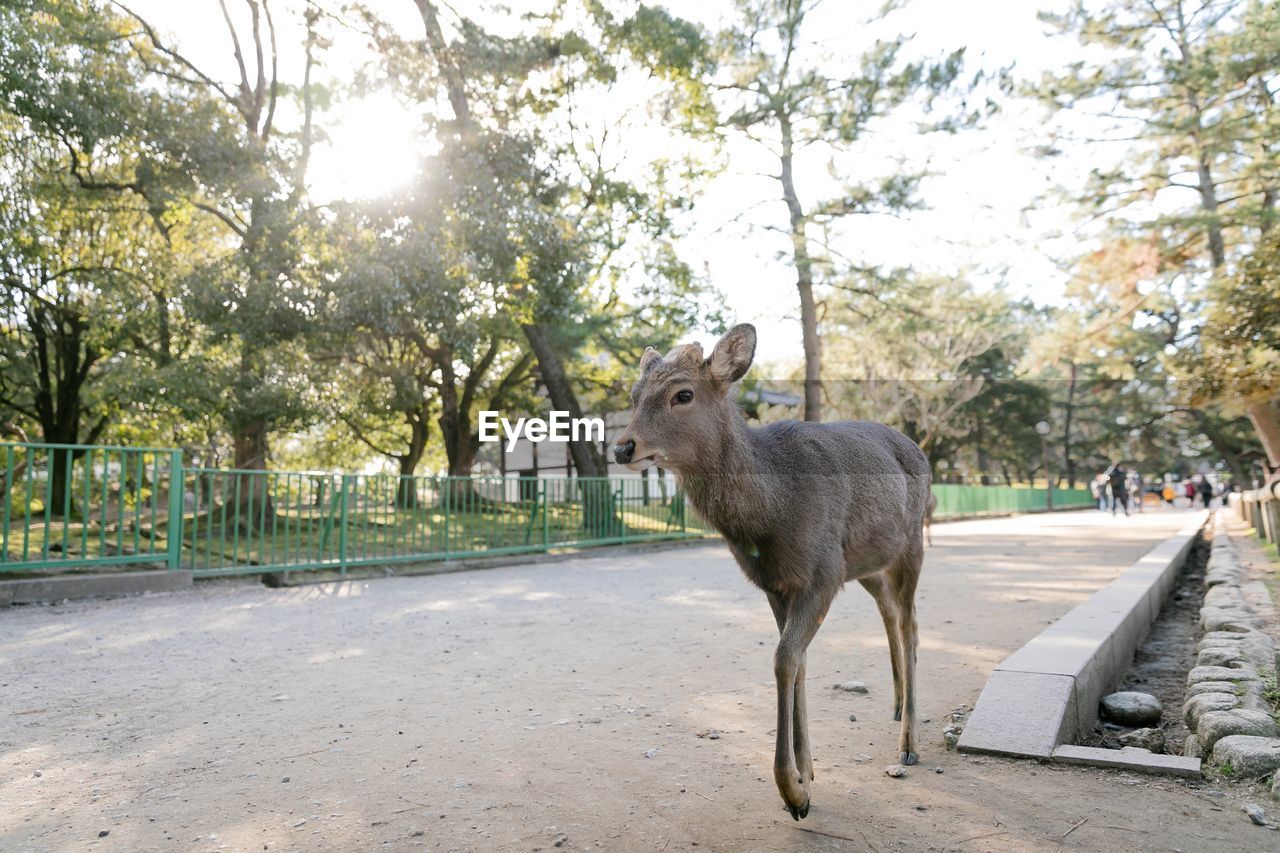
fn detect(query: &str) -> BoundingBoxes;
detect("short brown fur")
[613,324,931,821]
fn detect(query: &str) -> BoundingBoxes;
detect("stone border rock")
[1191,513,1280,794]
[957,512,1208,777]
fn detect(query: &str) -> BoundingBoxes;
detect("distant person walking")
[1199,477,1214,509]
[1108,463,1129,517]
[1161,481,1176,506]
[1091,474,1107,511]
[1130,472,1144,513]
[1184,480,1196,507]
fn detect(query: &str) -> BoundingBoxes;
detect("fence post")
[443,477,451,559]
[541,480,549,551]
[338,474,351,575]
[617,483,626,545]
[166,449,184,571]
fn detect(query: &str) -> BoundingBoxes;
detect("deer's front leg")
[772,587,832,820]
[766,591,813,789]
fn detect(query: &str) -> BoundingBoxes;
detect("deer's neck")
[678,412,779,541]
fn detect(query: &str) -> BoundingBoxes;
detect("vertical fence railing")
[170,471,712,577]
[0,442,182,572]
[1232,483,1280,546]
[3,441,1109,579]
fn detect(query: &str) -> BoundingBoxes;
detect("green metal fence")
[1,442,182,572]
[179,470,708,577]
[1,441,1096,579]
[931,483,1094,517]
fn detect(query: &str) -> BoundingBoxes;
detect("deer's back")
[753,419,931,578]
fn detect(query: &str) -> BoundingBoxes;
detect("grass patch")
[6,494,712,576]
[1262,672,1280,725]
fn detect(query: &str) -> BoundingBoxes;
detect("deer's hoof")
[899,750,918,766]
[893,707,902,722]
[785,799,810,821]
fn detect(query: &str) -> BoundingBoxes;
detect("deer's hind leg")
[886,544,923,766]
[858,574,903,722]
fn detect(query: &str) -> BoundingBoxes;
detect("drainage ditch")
[1082,527,1212,753]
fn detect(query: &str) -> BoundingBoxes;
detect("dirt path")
[0,508,1259,851]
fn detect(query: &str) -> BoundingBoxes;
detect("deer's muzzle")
[612,439,635,464]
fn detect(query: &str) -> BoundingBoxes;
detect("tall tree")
[0,116,207,511]
[0,0,326,483]
[403,0,613,484]
[323,134,547,492]
[1034,0,1280,462]
[824,275,1018,458]
[707,0,982,421]
[355,0,715,529]
[1195,227,1280,482]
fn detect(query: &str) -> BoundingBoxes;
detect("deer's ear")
[706,324,756,383]
[639,347,663,375]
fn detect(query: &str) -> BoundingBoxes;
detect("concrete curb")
[259,536,722,586]
[0,569,193,606]
[957,512,1208,776]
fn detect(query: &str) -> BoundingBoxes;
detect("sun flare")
[308,90,421,202]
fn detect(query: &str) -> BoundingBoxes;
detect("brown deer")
[612,324,931,821]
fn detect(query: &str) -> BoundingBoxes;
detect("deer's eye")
[672,389,694,406]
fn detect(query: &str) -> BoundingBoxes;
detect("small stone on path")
[832,681,869,694]
[1100,691,1162,727]
[848,713,857,722]
[885,764,906,778]
[1244,803,1268,826]
[1118,727,1166,753]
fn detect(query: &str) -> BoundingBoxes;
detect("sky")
[122,0,1122,365]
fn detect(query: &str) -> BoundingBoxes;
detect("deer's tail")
[924,493,936,546]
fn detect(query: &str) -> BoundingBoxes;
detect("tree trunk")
[395,410,430,508]
[1195,154,1226,270]
[522,323,618,535]
[1171,3,1226,272]
[231,417,274,531]
[28,296,106,517]
[1248,397,1280,485]
[1186,409,1250,487]
[438,405,476,479]
[521,323,606,477]
[1061,361,1078,488]
[977,445,991,484]
[779,117,822,422]
[232,418,269,470]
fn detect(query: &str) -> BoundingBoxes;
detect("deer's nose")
[613,440,635,464]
